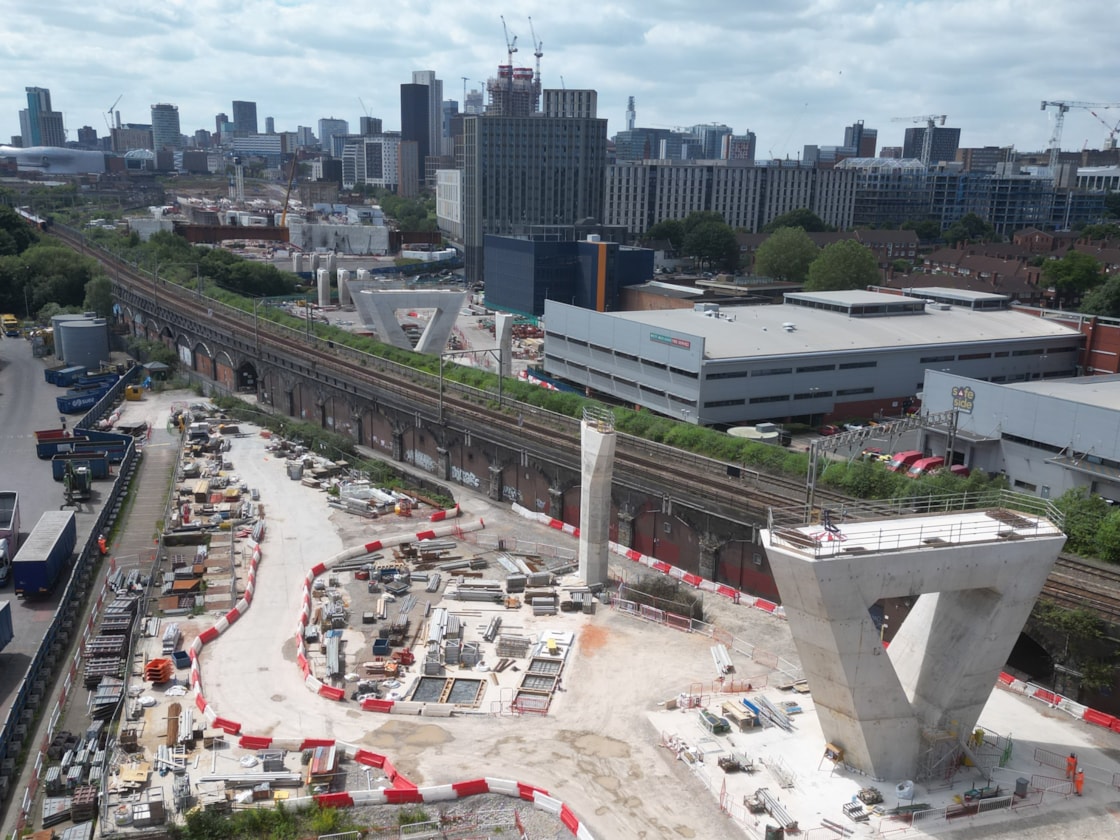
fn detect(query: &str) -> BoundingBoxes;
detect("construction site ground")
[26,388,1120,840]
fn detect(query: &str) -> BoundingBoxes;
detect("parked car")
[860,447,889,462]
[949,464,971,478]
[907,456,945,478]
[819,424,841,436]
[885,450,924,473]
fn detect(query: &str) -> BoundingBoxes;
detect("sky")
[4,0,1120,159]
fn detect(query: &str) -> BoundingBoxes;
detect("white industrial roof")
[1003,373,1120,411]
[609,295,1080,360]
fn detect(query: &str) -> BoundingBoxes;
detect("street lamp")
[880,622,889,644]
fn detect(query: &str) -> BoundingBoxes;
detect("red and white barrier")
[429,504,461,522]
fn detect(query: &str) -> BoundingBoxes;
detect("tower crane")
[104,94,122,134]
[890,114,946,167]
[528,16,543,85]
[1041,101,1120,174]
[500,15,518,66]
[1090,109,1120,150]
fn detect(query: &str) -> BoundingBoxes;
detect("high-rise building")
[462,96,608,282]
[296,126,316,148]
[903,126,961,165]
[360,116,383,136]
[232,100,258,135]
[318,118,349,155]
[151,103,181,150]
[625,97,636,132]
[265,116,275,134]
[614,128,672,161]
[543,90,598,119]
[691,124,733,160]
[400,82,430,187]
[19,87,66,147]
[722,133,757,162]
[76,126,98,149]
[215,113,228,141]
[411,70,445,158]
[464,87,484,115]
[485,65,540,117]
[341,133,401,190]
[844,120,878,158]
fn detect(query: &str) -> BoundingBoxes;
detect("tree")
[642,220,685,252]
[945,213,997,245]
[1080,222,1120,241]
[890,259,912,275]
[1043,251,1104,309]
[682,210,726,235]
[1053,487,1111,556]
[1080,275,1120,317]
[1104,192,1120,219]
[804,239,880,291]
[83,275,114,317]
[753,227,819,283]
[901,219,942,242]
[0,204,39,256]
[762,209,833,234]
[682,220,739,271]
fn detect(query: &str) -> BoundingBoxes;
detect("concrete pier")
[578,407,616,587]
[763,500,1065,780]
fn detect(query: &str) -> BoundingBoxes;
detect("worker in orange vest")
[97,534,108,556]
[1074,768,1085,796]
[1066,752,1077,779]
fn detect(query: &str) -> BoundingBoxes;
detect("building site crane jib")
[1040,100,1120,172]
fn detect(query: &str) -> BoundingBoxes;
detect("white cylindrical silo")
[337,270,351,306]
[57,319,109,371]
[292,253,304,274]
[317,269,331,307]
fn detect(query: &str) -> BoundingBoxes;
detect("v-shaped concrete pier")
[763,502,1065,780]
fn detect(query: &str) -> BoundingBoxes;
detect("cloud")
[2,0,1118,158]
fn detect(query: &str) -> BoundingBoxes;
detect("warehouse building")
[542,289,1083,427]
[919,369,1120,502]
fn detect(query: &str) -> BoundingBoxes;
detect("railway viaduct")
[106,267,781,600]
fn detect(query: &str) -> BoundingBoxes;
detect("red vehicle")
[885,450,923,473]
[819,424,841,436]
[907,456,945,478]
[949,464,971,478]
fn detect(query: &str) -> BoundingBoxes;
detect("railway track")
[1042,558,1120,623]
[54,227,1120,622]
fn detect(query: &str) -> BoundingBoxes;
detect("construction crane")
[528,16,543,84]
[500,15,518,66]
[1040,101,1120,174]
[890,114,946,167]
[279,155,298,229]
[1090,109,1120,150]
[104,94,122,134]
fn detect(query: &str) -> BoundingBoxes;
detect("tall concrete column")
[763,504,1065,781]
[615,511,635,549]
[549,486,564,519]
[494,313,514,378]
[578,407,616,587]
[488,464,503,502]
[698,535,721,580]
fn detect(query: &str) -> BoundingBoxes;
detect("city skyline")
[3,0,1120,157]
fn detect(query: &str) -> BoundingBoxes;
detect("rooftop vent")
[782,322,797,332]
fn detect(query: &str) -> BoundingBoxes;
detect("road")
[0,336,104,723]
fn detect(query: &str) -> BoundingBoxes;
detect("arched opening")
[237,361,259,393]
[1006,632,1054,683]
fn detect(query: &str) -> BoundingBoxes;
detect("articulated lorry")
[13,511,77,598]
